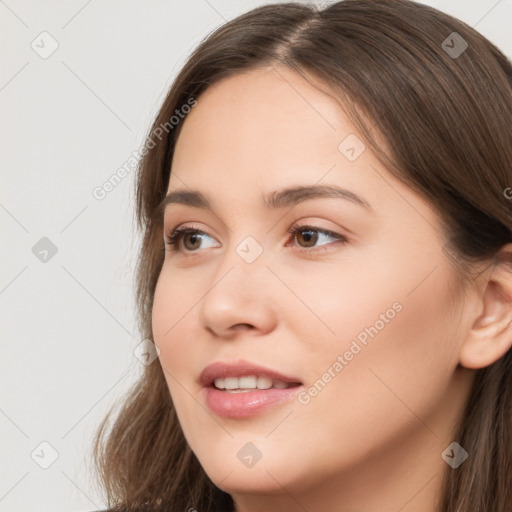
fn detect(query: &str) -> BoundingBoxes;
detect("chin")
[214,470,291,496]
[197,451,302,496]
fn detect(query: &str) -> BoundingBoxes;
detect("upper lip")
[200,360,303,387]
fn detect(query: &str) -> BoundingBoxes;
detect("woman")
[93,0,512,510]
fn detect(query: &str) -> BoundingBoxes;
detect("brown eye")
[295,229,319,248]
[164,227,217,253]
[287,224,349,254]
[183,232,203,251]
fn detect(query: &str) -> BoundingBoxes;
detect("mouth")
[200,359,303,389]
[200,360,304,417]
[212,375,301,392]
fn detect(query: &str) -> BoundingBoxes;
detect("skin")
[151,65,512,512]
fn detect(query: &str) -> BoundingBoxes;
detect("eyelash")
[164,224,348,255]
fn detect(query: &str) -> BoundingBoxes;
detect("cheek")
[298,262,459,454]
[151,269,199,379]
[151,271,204,436]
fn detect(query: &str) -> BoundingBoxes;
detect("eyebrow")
[158,184,373,216]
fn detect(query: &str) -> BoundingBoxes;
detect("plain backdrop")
[1,1,511,511]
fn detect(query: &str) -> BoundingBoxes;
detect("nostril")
[232,323,254,330]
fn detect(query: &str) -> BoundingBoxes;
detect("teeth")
[257,376,273,389]
[239,376,257,388]
[224,377,239,390]
[213,375,294,391]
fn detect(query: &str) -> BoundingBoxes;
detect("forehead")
[170,66,360,185]
[166,66,440,235]
[183,66,348,140]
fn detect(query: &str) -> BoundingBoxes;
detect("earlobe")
[459,246,512,370]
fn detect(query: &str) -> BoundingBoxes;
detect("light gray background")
[1,1,511,511]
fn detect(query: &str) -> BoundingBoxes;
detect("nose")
[198,241,278,339]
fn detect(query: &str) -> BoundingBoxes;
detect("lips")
[199,360,304,418]
[199,360,303,388]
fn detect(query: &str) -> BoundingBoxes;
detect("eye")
[163,223,348,255]
[286,224,348,254]
[164,225,218,253]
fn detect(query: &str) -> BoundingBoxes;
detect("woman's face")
[152,66,475,510]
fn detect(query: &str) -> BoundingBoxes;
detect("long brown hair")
[92,1,512,510]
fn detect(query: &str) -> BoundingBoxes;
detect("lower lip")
[203,385,303,418]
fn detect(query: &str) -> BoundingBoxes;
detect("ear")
[459,244,512,369]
